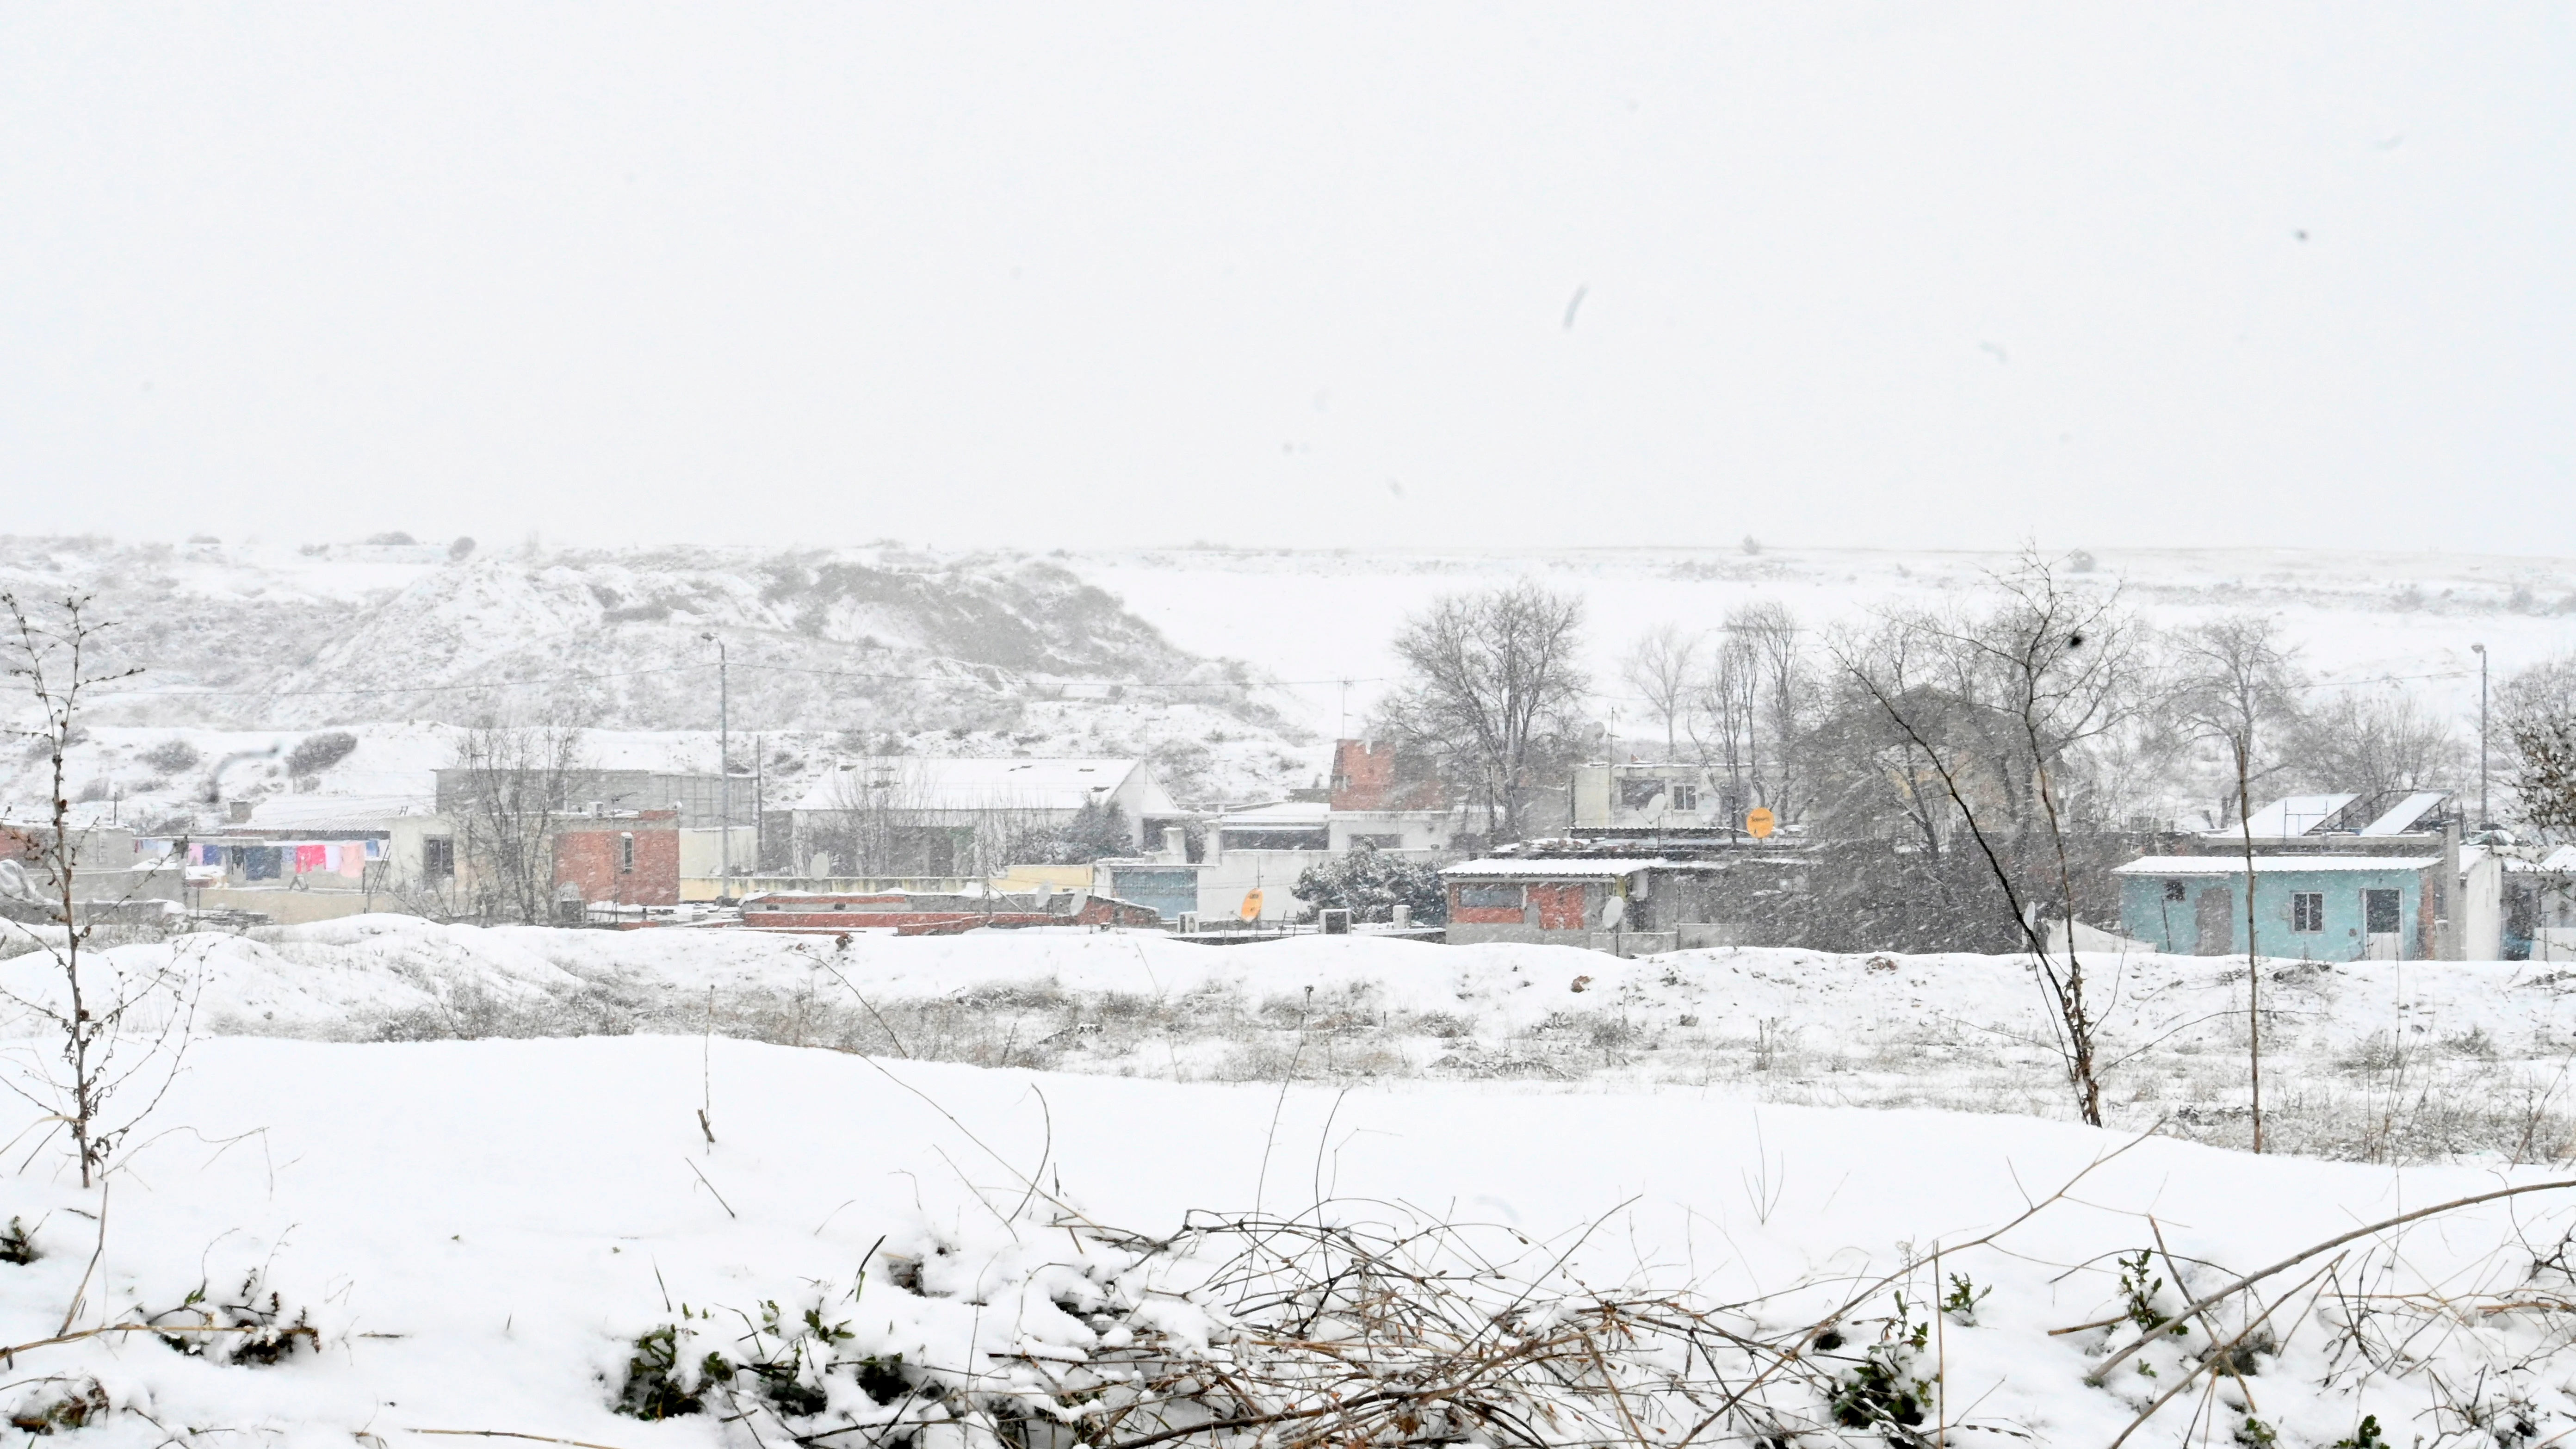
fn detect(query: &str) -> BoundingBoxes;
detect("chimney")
[227,799,253,824]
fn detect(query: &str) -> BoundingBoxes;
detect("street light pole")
[2472,643,2488,829]
[701,632,730,896]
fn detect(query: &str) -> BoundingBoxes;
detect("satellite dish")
[1240,889,1264,921]
[1600,896,1626,929]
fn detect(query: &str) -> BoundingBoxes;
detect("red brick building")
[552,811,681,908]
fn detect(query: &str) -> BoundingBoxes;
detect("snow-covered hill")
[4,536,2570,828]
[0,538,1317,819]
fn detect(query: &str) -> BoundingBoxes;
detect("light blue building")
[2114,854,2441,960]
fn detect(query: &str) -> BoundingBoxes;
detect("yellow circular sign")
[1239,889,1264,921]
[1745,807,1777,839]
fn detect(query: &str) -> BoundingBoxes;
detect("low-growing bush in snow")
[284,729,358,778]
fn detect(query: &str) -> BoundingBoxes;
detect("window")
[1616,778,1665,809]
[2163,879,2186,902]
[1457,883,1524,911]
[1669,783,1701,812]
[422,837,454,881]
[1347,833,1405,851]
[2364,888,2402,935]
[2291,892,2324,933]
[619,832,636,872]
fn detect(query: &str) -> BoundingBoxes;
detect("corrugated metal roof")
[2114,855,2439,875]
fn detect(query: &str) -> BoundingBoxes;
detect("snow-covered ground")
[40,917,2576,1163]
[6,1027,2576,1444]
[9,925,2576,1443]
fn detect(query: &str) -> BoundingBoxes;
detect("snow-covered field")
[38,917,2576,1164]
[10,924,2576,1443]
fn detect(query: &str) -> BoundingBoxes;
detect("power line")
[85,659,1391,700]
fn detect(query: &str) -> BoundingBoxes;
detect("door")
[2193,887,2233,955]
[2363,888,2403,961]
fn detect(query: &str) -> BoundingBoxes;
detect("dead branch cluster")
[627,1205,1954,1449]
[595,1139,2576,1449]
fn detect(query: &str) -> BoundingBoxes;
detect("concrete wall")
[1570,763,1747,832]
[1195,850,1324,921]
[1327,810,1462,855]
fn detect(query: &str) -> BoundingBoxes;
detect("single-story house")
[2112,854,2485,961]
[1441,857,1732,956]
[181,795,452,924]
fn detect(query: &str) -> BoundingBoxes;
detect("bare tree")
[0,593,195,1188]
[1377,582,1590,841]
[1619,624,1699,758]
[1736,601,1811,825]
[2171,614,2306,1154]
[2499,656,2576,840]
[2292,687,2464,801]
[806,758,931,877]
[450,714,590,923]
[1686,628,1759,825]
[1827,552,2141,1127]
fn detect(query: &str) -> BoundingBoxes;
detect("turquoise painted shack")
[2113,854,2442,960]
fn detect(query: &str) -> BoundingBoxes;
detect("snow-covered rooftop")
[2114,855,2441,875]
[1217,800,1330,826]
[791,757,1142,811]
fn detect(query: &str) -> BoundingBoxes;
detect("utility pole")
[2472,643,2489,828]
[701,632,730,898]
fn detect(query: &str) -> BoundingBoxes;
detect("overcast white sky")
[3,6,2569,555]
